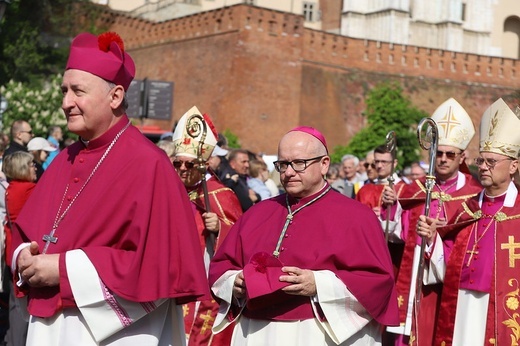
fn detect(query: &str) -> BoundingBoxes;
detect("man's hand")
[248,189,259,203]
[202,212,220,233]
[382,185,397,205]
[233,271,247,299]
[17,241,60,287]
[416,215,438,245]
[280,266,317,296]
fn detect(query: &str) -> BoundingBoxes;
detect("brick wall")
[93,4,520,157]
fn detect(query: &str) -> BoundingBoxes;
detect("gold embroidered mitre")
[172,106,218,160]
[479,98,520,159]
[430,98,475,150]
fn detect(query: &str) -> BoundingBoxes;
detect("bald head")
[278,131,327,158]
[277,130,329,198]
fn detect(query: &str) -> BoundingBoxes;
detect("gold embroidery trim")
[460,202,520,222]
[502,278,520,345]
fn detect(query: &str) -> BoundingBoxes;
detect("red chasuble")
[396,173,481,345]
[209,186,399,326]
[11,116,210,318]
[434,188,520,346]
[356,180,407,278]
[184,175,242,346]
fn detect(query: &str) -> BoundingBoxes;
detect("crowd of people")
[0,30,518,346]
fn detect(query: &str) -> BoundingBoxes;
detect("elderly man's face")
[61,69,120,141]
[342,159,357,180]
[475,152,517,191]
[277,132,329,198]
[173,155,202,187]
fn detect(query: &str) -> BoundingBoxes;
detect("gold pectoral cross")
[466,244,479,267]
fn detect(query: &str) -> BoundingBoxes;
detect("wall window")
[303,2,317,22]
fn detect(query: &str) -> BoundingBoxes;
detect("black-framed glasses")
[364,162,376,169]
[436,150,461,160]
[273,155,325,173]
[374,159,393,166]
[474,157,512,169]
[173,160,196,169]
[20,130,33,135]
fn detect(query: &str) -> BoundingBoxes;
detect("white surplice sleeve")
[423,233,446,284]
[313,270,373,344]
[211,270,244,334]
[66,249,170,343]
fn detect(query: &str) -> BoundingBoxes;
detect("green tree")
[331,82,427,170]
[0,0,105,86]
[222,129,241,149]
[0,74,66,136]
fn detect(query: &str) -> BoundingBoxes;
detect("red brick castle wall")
[93,4,519,157]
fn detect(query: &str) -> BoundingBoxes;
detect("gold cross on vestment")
[397,295,404,308]
[501,235,520,268]
[466,244,479,267]
[199,310,215,335]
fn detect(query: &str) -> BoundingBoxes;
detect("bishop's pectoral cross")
[466,244,479,267]
[42,230,58,254]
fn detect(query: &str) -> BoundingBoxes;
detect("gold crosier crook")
[185,113,216,258]
[412,117,439,345]
[384,130,396,243]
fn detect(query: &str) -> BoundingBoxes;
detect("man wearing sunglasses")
[209,126,398,345]
[384,98,482,346]
[417,98,520,345]
[4,120,33,157]
[171,107,242,346]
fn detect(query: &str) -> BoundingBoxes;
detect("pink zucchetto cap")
[289,126,328,153]
[66,32,136,91]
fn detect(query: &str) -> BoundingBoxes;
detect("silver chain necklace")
[42,122,131,254]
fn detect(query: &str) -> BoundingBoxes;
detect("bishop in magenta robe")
[209,183,399,345]
[11,116,210,345]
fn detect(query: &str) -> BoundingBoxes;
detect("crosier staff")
[185,113,215,258]
[413,117,438,344]
[384,130,396,242]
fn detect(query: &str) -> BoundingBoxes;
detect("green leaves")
[0,74,66,136]
[331,82,427,170]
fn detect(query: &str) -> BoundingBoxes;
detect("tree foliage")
[0,74,66,137]
[331,82,427,170]
[223,129,241,149]
[0,0,106,136]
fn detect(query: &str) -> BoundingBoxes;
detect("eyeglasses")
[474,157,512,169]
[374,160,393,166]
[436,150,461,160]
[273,155,325,173]
[364,162,376,169]
[173,160,196,169]
[20,130,33,135]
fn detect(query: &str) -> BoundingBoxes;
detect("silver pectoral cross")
[42,230,58,254]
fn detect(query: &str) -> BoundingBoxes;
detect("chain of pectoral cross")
[466,207,504,267]
[41,122,130,254]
